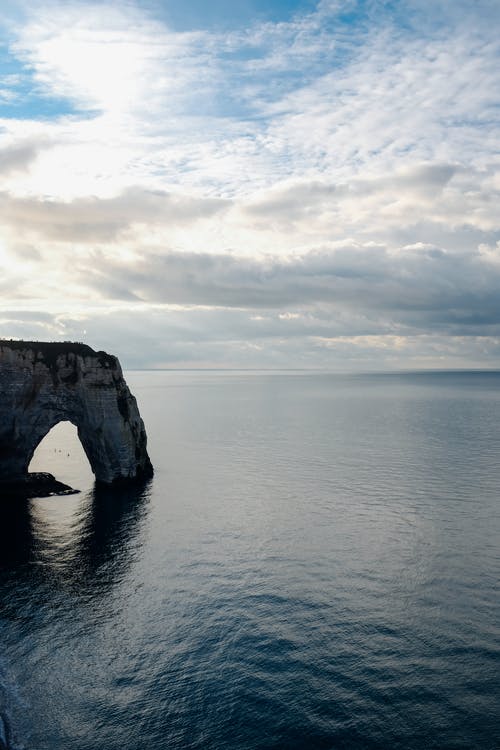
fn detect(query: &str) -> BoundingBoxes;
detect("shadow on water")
[0,500,36,570]
[0,479,152,592]
[71,480,153,588]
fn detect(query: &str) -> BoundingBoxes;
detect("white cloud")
[11,3,213,116]
[0,0,499,367]
[0,187,230,241]
[0,136,46,175]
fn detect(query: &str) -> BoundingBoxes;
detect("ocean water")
[0,370,499,749]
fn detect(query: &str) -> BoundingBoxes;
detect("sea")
[0,370,499,749]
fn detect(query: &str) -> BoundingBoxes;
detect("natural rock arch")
[0,340,153,485]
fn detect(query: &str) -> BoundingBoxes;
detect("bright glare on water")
[0,371,499,749]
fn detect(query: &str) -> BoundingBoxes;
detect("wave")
[0,664,28,750]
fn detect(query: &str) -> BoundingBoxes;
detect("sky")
[0,0,499,369]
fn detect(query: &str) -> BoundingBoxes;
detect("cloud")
[0,187,230,241]
[4,303,500,370]
[10,3,215,116]
[0,137,46,175]
[0,0,499,368]
[3,0,499,201]
[242,164,459,221]
[66,242,500,337]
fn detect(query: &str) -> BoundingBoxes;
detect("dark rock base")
[0,472,78,499]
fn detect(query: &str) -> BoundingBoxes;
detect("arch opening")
[29,421,95,491]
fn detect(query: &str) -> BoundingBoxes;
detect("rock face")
[0,340,153,485]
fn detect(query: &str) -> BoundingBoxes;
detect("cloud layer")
[0,0,499,368]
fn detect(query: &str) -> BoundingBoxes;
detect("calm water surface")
[0,371,499,749]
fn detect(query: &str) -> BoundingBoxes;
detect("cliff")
[0,340,153,486]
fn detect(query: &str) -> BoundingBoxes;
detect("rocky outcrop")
[0,472,78,498]
[0,340,153,486]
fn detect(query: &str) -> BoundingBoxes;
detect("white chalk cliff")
[0,341,153,485]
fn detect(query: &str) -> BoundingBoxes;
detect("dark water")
[1,371,499,749]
